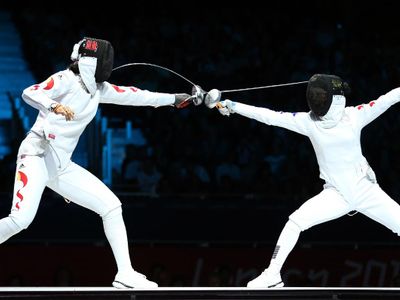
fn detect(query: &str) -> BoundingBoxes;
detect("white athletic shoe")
[247,268,284,288]
[112,269,158,289]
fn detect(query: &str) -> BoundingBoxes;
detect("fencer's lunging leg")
[268,188,350,275]
[103,206,132,272]
[247,219,301,288]
[248,188,351,288]
[273,188,351,271]
[268,219,301,274]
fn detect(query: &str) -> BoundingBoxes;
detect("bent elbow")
[22,86,35,103]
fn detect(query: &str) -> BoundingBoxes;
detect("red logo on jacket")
[43,77,55,90]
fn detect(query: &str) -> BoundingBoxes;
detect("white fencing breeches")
[0,153,121,243]
[269,177,400,273]
[289,178,400,234]
[0,155,48,242]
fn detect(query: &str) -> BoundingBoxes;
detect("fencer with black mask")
[210,74,400,288]
[0,37,201,289]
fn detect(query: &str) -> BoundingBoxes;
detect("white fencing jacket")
[229,88,400,202]
[20,69,175,169]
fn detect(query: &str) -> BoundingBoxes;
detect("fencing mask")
[306,74,350,117]
[71,37,114,82]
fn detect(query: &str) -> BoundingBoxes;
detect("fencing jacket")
[20,69,175,169]
[229,88,400,202]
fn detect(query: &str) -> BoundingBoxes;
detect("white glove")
[216,100,235,116]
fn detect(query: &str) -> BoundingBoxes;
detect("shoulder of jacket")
[344,106,358,115]
[49,70,74,84]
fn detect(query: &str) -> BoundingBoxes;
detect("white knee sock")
[0,216,22,244]
[268,219,301,274]
[102,207,132,272]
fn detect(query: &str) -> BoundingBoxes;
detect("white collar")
[319,95,346,128]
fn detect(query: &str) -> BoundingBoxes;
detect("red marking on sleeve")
[15,171,28,210]
[357,105,363,110]
[30,84,40,91]
[43,77,55,90]
[111,85,126,93]
[130,87,138,92]
[369,101,375,107]
[48,133,56,140]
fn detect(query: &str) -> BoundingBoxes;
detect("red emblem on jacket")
[43,77,55,90]
[112,85,126,93]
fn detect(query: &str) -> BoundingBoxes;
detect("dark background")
[0,0,400,287]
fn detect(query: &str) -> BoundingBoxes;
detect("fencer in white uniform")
[212,74,400,288]
[0,37,199,288]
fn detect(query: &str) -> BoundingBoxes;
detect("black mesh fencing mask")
[306,74,350,117]
[79,37,114,82]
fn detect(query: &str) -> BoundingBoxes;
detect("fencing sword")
[112,62,308,107]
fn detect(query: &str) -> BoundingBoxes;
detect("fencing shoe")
[113,269,158,289]
[247,268,284,288]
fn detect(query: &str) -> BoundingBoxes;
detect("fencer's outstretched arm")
[217,100,310,135]
[99,82,180,108]
[351,87,400,129]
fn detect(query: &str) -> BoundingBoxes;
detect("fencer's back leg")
[0,217,23,244]
[0,156,49,243]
